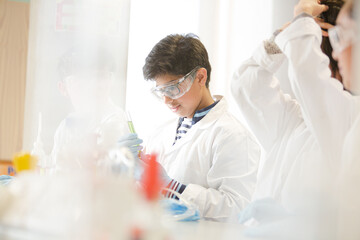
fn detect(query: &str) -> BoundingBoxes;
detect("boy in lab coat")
[142,34,260,222]
[51,45,141,172]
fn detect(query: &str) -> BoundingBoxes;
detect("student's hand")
[315,17,334,37]
[117,133,143,160]
[294,0,329,18]
[140,153,172,187]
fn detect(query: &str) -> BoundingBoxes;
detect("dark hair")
[320,0,345,79]
[143,33,212,88]
[58,45,115,81]
[320,0,344,24]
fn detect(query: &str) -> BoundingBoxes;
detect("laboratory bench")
[0,220,253,240]
[171,220,252,240]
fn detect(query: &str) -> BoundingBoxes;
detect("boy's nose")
[163,96,173,104]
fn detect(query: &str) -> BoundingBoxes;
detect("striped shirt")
[173,100,219,145]
[162,179,187,200]
[163,100,219,200]
[173,117,192,145]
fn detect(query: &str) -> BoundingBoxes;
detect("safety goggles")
[151,67,200,100]
[329,25,357,53]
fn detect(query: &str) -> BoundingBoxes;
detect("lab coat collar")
[195,95,226,130]
[167,95,227,151]
[177,99,220,128]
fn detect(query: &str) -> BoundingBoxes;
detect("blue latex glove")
[0,175,13,186]
[117,133,143,160]
[239,198,289,224]
[161,198,200,222]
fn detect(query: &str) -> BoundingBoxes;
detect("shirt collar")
[177,100,219,127]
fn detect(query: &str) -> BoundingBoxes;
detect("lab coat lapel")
[165,96,227,154]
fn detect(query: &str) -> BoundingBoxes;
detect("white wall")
[125,0,201,142]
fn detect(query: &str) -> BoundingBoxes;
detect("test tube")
[126,111,136,133]
[126,111,141,159]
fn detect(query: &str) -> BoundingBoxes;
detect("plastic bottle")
[31,112,50,175]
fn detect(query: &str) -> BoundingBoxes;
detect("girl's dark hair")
[143,33,212,88]
[320,0,345,80]
[320,0,344,25]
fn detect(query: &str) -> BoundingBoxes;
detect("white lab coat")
[231,43,326,209]
[145,96,260,222]
[337,114,360,239]
[275,16,360,168]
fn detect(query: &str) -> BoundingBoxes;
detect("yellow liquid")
[128,121,136,133]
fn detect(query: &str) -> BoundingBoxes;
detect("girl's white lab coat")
[145,96,260,222]
[337,114,360,238]
[273,16,360,235]
[231,42,326,208]
[275,16,360,167]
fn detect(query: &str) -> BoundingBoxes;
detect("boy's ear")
[196,68,208,87]
[57,81,69,97]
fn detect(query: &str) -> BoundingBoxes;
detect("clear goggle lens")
[329,25,357,53]
[151,67,199,100]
